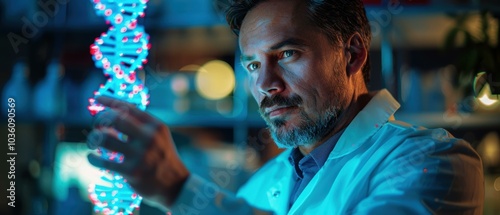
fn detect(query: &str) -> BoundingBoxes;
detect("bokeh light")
[495,177,500,191]
[195,60,235,100]
[171,74,190,97]
[477,83,499,107]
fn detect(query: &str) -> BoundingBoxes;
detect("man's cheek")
[249,86,261,105]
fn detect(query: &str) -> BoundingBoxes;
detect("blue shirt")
[287,129,345,208]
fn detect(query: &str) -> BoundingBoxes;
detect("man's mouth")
[265,106,298,117]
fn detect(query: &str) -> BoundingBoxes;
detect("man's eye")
[247,63,260,71]
[282,50,296,58]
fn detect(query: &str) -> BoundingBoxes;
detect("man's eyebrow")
[269,38,307,51]
[240,38,307,63]
[241,54,255,63]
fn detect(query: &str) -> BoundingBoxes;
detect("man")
[87,0,484,214]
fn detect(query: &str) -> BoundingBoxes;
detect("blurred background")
[0,0,499,214]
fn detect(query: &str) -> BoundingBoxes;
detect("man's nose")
[256,63,285,97]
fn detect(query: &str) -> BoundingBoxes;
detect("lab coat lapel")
[286,125,370,214]
[266,172,293,215]
[266,150,293,214]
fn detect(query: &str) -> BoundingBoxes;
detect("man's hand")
[87,96,190,207]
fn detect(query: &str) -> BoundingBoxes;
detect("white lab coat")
[170,89,484,215]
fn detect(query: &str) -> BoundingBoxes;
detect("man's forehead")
[240,0,302,29]
[238,5,308,49]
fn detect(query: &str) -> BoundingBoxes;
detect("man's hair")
[226,0,372,85]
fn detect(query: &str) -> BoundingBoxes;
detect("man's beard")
[259,95,340,148]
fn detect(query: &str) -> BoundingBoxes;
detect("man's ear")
[344,33,367,77]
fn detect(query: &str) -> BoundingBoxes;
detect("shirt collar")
[308,128,345,167]
[288,128,345,178]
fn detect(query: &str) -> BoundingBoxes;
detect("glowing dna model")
[87,0,150,214]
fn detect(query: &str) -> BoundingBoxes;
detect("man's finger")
[87,128,136,156]
[87,153,131,175]
[96,96,154,122]
[92,109,116,128]
[93,108,144,138]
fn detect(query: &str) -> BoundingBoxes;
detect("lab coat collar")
[328,89,400,159]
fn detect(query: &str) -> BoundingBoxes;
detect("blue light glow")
[87,0,150,214]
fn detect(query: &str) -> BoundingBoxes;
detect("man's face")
[239,0,351,148]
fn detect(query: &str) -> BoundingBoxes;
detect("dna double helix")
[87,0,150,214]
